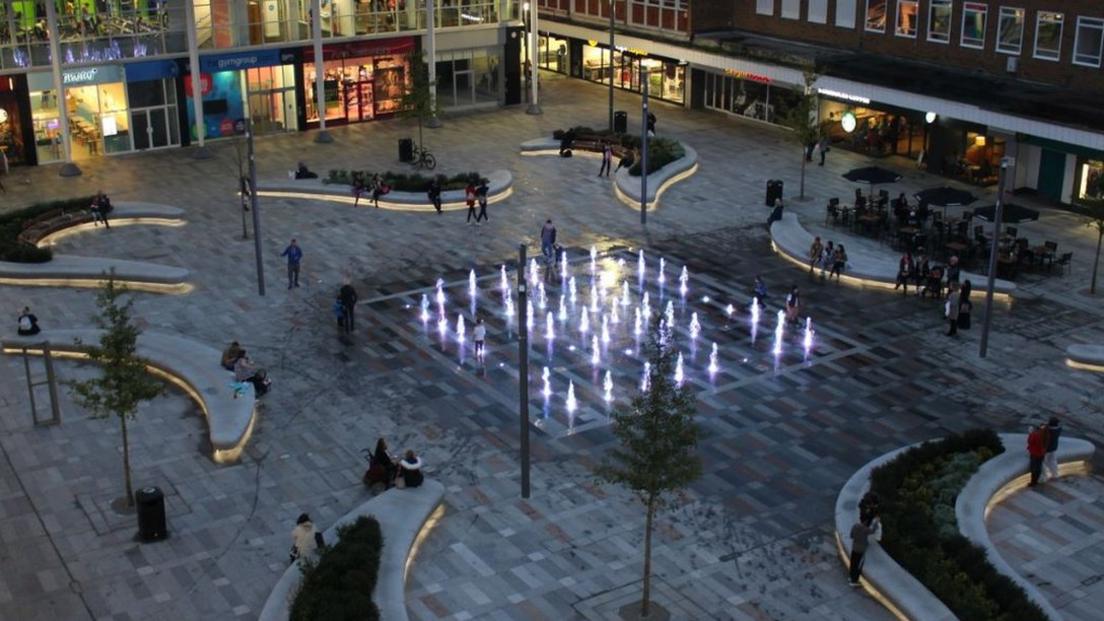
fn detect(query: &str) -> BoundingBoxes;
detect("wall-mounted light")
[523,2,530,11]
[841,111,857,133]
[925,111,936,124]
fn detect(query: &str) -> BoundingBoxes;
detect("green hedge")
[869,429,1047,621]
[550,126,685,176]
[0,196,93,263]
[326,170,484,192]
[291,516,383,621]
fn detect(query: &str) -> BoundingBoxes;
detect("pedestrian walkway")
[988,474,1104,620]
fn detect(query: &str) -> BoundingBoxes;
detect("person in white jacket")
[397,450,424,488]
[290,513,321,564]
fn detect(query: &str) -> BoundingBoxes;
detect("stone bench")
[2,329,258,464]
[255,170,513,212]
[17,201,185,247]
[770,213,1016,297]
[1065,344,1104,372]
[520,137,699,210]
[956,432,1095,621]
[258,480,446,621]
[0,255,191,294]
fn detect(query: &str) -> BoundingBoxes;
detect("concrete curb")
[2,329,258,463]
[258,480,445,621]
[955,433,1095,621]
[1065,344,1104,372]
[770,213,1016,296]
[255,171,513,212]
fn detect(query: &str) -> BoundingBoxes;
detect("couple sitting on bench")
[221,341,272,397]
[363,438,424,490]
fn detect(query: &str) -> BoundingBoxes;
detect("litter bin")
[614,110,628,134]
[136,486,167,542]
[398,138,414,163]
[765,179,784,207]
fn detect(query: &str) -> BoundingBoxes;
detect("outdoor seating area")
[823,173,1058,282]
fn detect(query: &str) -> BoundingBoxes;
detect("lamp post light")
[246,119,265,296]
[518,244,531,498]
[640,66,648,225]
[979,157,1013,358]
[522,2,530,104]
[526,2,541,115]
[608,0,615,131]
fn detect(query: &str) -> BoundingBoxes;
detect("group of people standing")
[807,236,848,282]
[893,252,973,337]
[1027,418,1063,487]
[465,179,490,224]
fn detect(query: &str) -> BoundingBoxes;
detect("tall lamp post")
[608,0,615,131]
[978,157,1012,358]
[517,245,531,498]
[311,0,333,143]
[246,119,265,296]
[639,67,648,225]
[526,2,541,115]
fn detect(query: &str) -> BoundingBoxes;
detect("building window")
[996,7,1025,54]
[836,0,856,29]
[781,0,800,20]
[756,0,774,16]
[1078,159,1104,206]
[1074,17,1104,67]
[808,0,828,23]
[865,0,887,32]
[1034,12,1064,61]
[927,0,952,43]
[961,3,987,49]
[895,0,918,37]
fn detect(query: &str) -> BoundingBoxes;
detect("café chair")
[1056,252,1072,275]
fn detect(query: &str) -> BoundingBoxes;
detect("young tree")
[781,72,821,201]
[70,276,164,509]
[399,54,436,152]
[1088,204,1104,294]
[596,320,702,619]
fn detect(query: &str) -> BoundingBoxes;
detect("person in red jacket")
[1027,423,1048,487]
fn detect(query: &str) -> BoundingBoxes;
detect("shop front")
[818,90,927,161]
[1075,157,1104,207]
[577,40,685,104]
[185,48,299,141]
[0,74,34,166]
[29,65,132,163]
[302,37,414,128]
[535,33,570,74]
[124,59,182,152]
[435,47,500,110]
[700,68,802,126]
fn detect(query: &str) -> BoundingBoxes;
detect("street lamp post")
[608,0,615,131]
[246,119,265,296]
[526,2,541,115]
[979,158,1011,358]
[311,0,333,143]
[517,244,531,499]
[522,2,530,104]
[640,67,648,225]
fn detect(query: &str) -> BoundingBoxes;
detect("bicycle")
[411,145,436,170]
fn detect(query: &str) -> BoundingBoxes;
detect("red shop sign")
[304,37,415,61]
[183,73,213,97]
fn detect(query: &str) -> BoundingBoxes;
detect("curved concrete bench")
[33,201,186,247]
[255,170,513,212]
[258,480,446,621]
[520,137,699,211]
[1,329,257,464]
[1065,344,1104,372]
[0,255,191,294]
[835,442,957,621]
[771,213,1016,298]
[956,433,1095,621]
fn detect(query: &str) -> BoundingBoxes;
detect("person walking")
[1027,423,1048,486]
[848,515,881,586]
[427,177,442,214]
[475,179,489,223]
[281,239,302,289]
[894,252,913,294]
[946,255,961,286]
[473,317,486,359]
[957,280,973,330]
[339,282,358,334]
[1043,417,1062,482]
[944,284,960,337]
[465,181,478,225]
[830,245,847,282]
[599,141,613,177]
[785,285,801,325]
[808,236,823,274]
[541,219,557,264]
[289,513,323,564]
[817,136,830,166]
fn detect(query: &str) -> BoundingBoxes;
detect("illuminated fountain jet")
[580,307,590,334]
[419,294,430,323]
[566,381,577,414]
[538,280,547,310]
[504,294,514,318]
[638,249,646,281]
[665,300,675,330]
[621,281,631,307]
[603,370,613,403]
[590,284,600,313]
[803,317,814,358]
[456,314,466,342]
[725,303,735,318]
[590,245,597,272]
[437,314,448,337]
[773,310,785,356]
[689,313,701,341]
[526,299,534,329]
[469,269,477,300]
[601,315,611,344]
[545,311,555,341]
[657,257,666,285]
[561,248,568,276]
[642,292,652,320]
[542,366,552,398]
[679,266,689,297]
[610,303,620,325]
[558,294,568,321]
[569,277,578,305]
[500,264,508,292]
[435,278,446,315]
[708,342,720,376]
[641,361,651,392]
[674,352,685,386]
[528,257,539,283]
[591,335,601,365]
[634,307,642,336]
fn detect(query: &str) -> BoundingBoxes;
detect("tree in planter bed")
[292,516,383,621]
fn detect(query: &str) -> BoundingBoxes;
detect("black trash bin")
[398,138,414,163]
[614,111,628,134]
[765,179,784,207]
[136,486,167,542]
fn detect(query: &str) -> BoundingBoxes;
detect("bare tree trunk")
[121,414,134,507]
[1092,227,1102,295]
[799,155,807,200]
[641,496,656,617]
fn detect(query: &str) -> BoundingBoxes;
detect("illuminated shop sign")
[724,69,772,84]
[817,88,871,105]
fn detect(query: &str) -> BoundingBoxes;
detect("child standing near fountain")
[473,318,486,358]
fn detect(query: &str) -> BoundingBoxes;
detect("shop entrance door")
[1038,149,1066,202]
[453,69,475,107]
[130,107,177,151]
[355,81,374,121]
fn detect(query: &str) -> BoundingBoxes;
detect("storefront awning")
[303,37,415,62]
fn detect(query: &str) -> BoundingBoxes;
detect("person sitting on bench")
[294,162,318,179]
[221,341,244,370]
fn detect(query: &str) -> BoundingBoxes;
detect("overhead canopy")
[972,203,1040,224]
[843,166,902,185]
[914,186,978,207]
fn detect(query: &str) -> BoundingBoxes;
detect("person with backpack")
[339,282,358,334]
[17,307,41,335]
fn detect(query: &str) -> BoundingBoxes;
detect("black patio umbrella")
[972,203,1040,224]
[913,186,978,208]
[842,166,902,186]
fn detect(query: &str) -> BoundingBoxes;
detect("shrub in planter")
[628,138,686,177]
[325,170,484,192]
[0,196,93,263]
[291,516,383,621]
